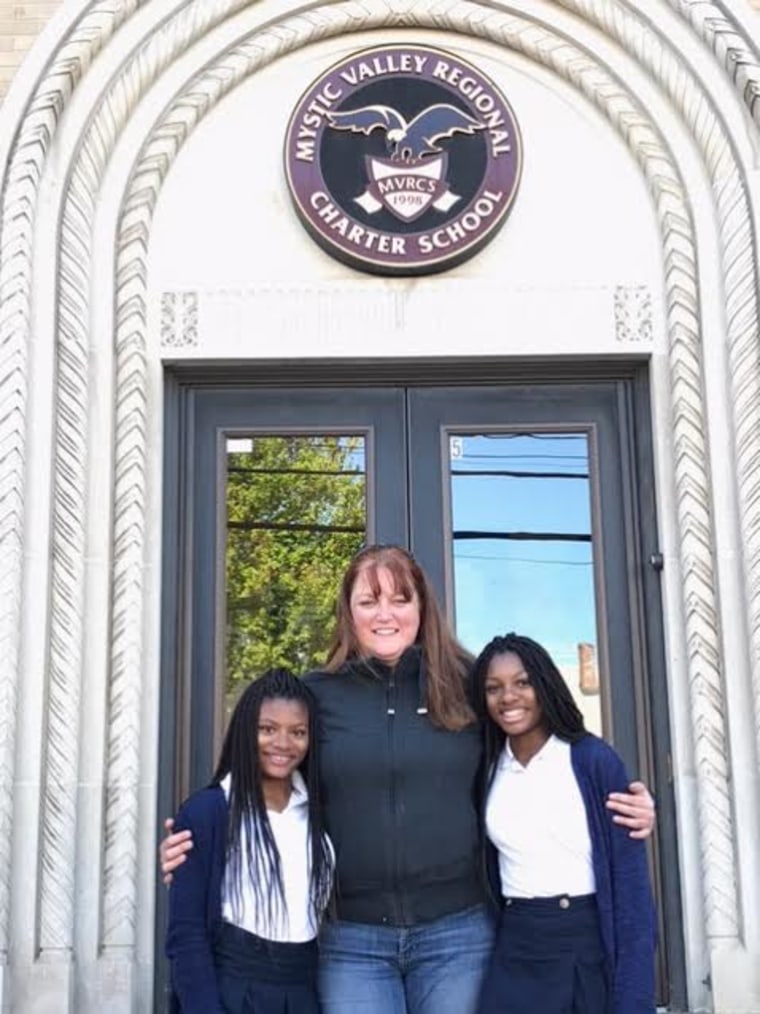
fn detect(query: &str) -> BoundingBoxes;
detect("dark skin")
[483,650,553,764]
[256,698,310,812]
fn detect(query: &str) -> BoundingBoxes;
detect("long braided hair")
[212,668,333,934]
[471,632,587,788]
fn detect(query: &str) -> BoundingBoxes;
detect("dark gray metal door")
[157,369,683,1011]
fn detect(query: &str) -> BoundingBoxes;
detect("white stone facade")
[1,0,759,1011]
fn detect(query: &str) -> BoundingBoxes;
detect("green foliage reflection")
[225,435,365,694]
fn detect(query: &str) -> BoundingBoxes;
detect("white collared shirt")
[485,734,596,898]
[220,771,331,942]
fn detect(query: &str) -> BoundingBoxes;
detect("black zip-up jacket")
[304,647,486,926]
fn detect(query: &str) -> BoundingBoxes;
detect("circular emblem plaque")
[284,44,523,276]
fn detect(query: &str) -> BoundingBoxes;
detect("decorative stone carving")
[614,285,653,343]
[160,292,200,349]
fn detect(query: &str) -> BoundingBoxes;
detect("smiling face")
[349,564,421,665]
[257,698,309,784]
[484,650,548,752]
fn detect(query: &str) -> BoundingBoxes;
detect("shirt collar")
[219,768,309,812]
[287,769,309,809]
[500,732,560,770]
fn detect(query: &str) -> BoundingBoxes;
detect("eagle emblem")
[327,103,485,221]
[326,103,485,161]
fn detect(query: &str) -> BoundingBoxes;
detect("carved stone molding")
[666,0,760,124]
[0,0,143,959]
[41,0,251,954]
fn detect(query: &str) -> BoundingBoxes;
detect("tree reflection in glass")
[224,435,366,711]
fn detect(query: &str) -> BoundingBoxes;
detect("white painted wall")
[149,35,664,360]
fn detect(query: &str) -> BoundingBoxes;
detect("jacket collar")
[342,645,428,714]
[343,643,423,679]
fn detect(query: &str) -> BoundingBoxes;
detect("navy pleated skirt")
[213,921,319,1014]
[477,894,610,1014]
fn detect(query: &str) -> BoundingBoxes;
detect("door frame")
[156,357,686,1011]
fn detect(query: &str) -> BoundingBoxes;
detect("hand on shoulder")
[160,817,193,884]
[606,779,656,840]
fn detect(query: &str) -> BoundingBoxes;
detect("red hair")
[325,545,474,730]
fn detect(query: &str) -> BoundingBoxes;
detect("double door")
[158,369,681,1008]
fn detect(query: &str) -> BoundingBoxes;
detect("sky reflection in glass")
[449,432,602,733]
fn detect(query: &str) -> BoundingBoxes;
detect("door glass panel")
[448,431,602,734]
[224,434,366,710]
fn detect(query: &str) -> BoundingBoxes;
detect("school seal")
[284,44,523,276]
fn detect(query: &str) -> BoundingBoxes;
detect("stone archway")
[1,1,759,1010]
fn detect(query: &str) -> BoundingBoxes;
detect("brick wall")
[0,1,60,102]
[0,2,759,102]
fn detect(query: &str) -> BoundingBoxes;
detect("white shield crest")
[353,155,461,222]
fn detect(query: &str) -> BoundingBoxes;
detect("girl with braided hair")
[472,633,656,1014]
[165,668,333,1013]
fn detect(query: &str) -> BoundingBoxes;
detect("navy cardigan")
[570,734,657,1013]
[165,785,228,1014]
[485,733,657,1013]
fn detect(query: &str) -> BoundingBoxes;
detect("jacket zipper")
[386,670,406,924]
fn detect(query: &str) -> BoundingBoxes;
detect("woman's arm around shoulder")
[606,772,655,839]
[165,786,227,1014]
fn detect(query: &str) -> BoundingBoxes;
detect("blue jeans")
[318,904,496,1014]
